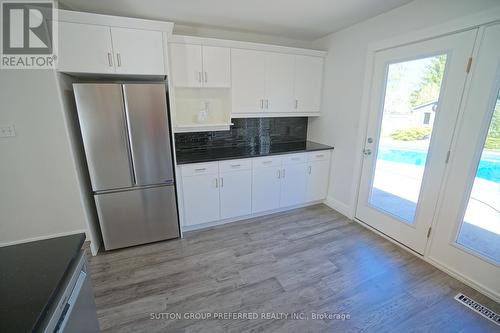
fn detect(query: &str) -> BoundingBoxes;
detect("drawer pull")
[316,154,324,158]
[291,157,301,161]
[263,161,273,164]
[230,164,241,168]
[194,168,206,172]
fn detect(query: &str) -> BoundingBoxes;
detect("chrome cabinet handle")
[295,99,298,109]
[291,157,300,161]
[116,53,122,67]
[230,164,241,168]
[282,168,285,178]
[215,178,218,188]
[263,160,272,165]
[107,53,113,67]
[277,169,281,178]
[220,177,224,188]
[204,72,208,83]
[308,165,312,174]
[266,99,269,109]
[197,72,202,82]
[194,168,206,172]
[260,99,264,109]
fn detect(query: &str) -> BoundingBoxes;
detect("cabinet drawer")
[219,159,252,173]
[308,150,331,162]
[181,162,219,176]
[283,153,307,165]
[252,156,282,169]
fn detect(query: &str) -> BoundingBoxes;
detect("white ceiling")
[59,0,414,40]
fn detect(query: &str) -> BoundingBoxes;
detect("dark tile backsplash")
[175,117,308,152]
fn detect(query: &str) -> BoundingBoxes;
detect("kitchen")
[1,1,500,332]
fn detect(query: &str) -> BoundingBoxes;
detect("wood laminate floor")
[86,204,500,332]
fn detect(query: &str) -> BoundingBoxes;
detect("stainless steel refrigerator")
[73,83,179,250]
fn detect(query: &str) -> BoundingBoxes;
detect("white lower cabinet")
[181,162,220,226]
[252,166,282,213]
[220,169,252,219]
[306,151,331,202]
[306,160,330,202]
[180,151,331,227]
[280,163,308,207]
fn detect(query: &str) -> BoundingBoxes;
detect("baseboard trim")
[353,218,500,303]
[181,200,324,232]
[324,196,353,219]
[0,229,88,248]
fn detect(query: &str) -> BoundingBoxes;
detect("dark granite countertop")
[0,233,86,333]
[176,140,334,164]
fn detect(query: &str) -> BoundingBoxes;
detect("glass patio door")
[428,24,500,297]
[356,29,477,254]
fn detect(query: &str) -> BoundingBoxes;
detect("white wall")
[0,70,87,245]
[308,0,500,216]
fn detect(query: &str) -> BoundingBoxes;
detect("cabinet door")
[182,174,220,225]
[170,43,203,87]
[111,27,165,75]
[58,22,114,74]
[202,46,231,88]
[220,170,252,219]
[231,49,267,114]
[294,55,323,113]
[306,160,330,202]
[280,163,308,207]
[265,52,295,113]
[252,166,282,213]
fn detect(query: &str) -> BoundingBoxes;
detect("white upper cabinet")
[111,27,165,75]
[171,44,203,87]
[171,44,231,88]
[202,46,231,88]
[294,55,324,113]
[231,48,267,114]
[265,53,295,113]
[231,50,324,116]
[57,11,171,75]
[58,21,115,74]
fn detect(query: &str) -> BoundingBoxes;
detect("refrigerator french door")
[73,83,179,250]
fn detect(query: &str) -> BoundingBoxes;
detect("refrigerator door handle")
[122,89,138,185]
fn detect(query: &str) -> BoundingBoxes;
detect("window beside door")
[369,54,447,224]
[456,88,500,263]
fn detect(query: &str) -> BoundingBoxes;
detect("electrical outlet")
[0,124,16,138]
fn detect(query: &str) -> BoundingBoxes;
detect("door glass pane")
[369,54,447,223]
[456,89,500,263]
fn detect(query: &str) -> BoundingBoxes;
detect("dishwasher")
[41,251,100,333]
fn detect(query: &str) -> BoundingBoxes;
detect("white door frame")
[346,9,500,302]
[350,9,500,221]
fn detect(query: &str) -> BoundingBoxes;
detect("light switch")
[0,124,16,138]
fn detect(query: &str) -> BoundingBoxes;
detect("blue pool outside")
[377,147,500,183]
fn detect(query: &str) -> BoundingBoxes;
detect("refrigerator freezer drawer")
[95,185,179,250]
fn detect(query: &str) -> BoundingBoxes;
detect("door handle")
[277,169,281,178]
[295,99,298,109]
[116,53,122,67]
[260,99,264,109]
[107,53,113,67]
[266,99,269,109]
[197,72,202,83]
[204,72,208,83]
[220,177,224,188]
[308,165,312,174]
[215,178,218,188]
[363,149,372,156]
[282,168,285,178]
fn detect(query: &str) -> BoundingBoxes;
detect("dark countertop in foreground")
[0,233,86,333]
[176,140,334,164]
